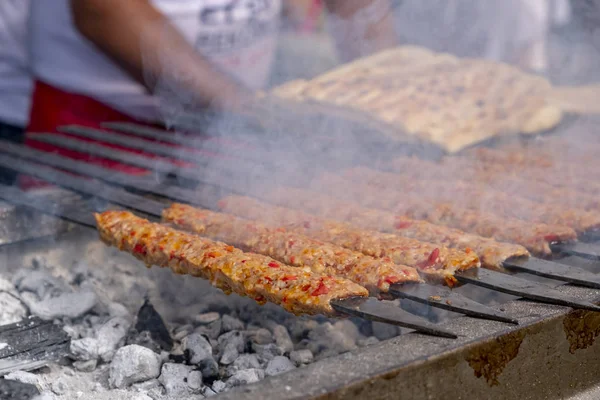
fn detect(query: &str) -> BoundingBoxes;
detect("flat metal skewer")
[551,242,600,261]
[0,142,521,324]
[331,297,457,338]
[455,269,600,313]
[0,183,457,338]
[503,256,600,288]
[390,284,518,324]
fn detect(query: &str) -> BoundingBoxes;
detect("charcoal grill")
[2,120,600,399]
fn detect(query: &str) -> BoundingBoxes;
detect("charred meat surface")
[162,203,422,293]
[215,196,480,285]
[95,210,369,316]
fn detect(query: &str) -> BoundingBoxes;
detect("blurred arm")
[323,0,398,62]
[70,0,253,111]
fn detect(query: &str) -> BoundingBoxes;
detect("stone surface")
[109,345,162,388]
[158,363,192,396]
[194,319,222,340]
[265,356,296,376]
[211,380,226,393]
[226,354,261,377]
[3,371,41,386]
[371,322,400,341]
[289,349,313,366]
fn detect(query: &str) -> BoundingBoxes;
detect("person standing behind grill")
[0,0,32,184]
[23,0,397,186]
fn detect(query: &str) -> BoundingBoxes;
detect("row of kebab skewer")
[2,123,600,339]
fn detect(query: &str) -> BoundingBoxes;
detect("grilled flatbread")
[271,46,563,153]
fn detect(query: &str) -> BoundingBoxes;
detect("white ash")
[0,229,408,399]
[0,291,27,325]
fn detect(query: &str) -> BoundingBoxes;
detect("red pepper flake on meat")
[241,260,247,264]
[543,234,561,243]
[268,261,280,269]
[225,245,234,252]
[416,248,441,270]
[301,284,312,292]
[282,275,297,282]
[264,276,273,283]
[133,244,147,256]
[289,256,296,264]
[377,275,400,288]
[311,281,330,296]
[130,231,136,237]
[288,239,295,248]
[394,220,412,229]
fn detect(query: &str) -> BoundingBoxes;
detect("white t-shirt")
[0,0,32,127]
[29,0,282,122]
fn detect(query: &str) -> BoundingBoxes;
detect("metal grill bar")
[1,143,598,317]
[5,141,600,289]
[0,183,457,338]
[0,144,520,324]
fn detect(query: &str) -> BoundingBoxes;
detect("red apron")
[22,81,165,189]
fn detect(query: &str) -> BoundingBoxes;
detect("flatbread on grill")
[271,46,563,153]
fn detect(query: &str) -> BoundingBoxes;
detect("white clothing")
[28,0,282,122]
[0,0,32,127]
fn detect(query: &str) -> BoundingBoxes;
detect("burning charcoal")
[271,325,294,355]
[198,358,219,382]
[97,317,131,362]
[135,300,173,351]
[126,330,162,354]
[246,328,273,345]
[107,302,131,319]
[51,377,68,395]
[225,354,261,377]
[287,319,319,342]
[217,331,245,365]
[0,378,40,400]
[225,369,265,388]
[194,319,222,340]
[173,325,193,342]
[371,322,400,341]
[73,359,98,372]
[3,370,41,386]
[108,345,162,389]
[289,350,313,366]
[252,343,284,363]
[202,386,217,397]
[307,323,357,357]
[158,363,193,397]
[211,380,227,393]
[183,333,213,364]
[194,312,220,325]
[221,315,244,333]
[13,269,66,299]
[131,378,165,399]
[21,291,97,320]
[187,370,203,392]
[357,337,380,347]
[333,320,363,343]
[0,292,28,326]
[70,337,99,361]
[265,356,296,376]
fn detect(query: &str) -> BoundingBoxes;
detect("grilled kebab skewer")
[310,173,577,256]
[162,203,423,293]
[343,167,600,234]
[210,197,480,284]
[257,187,530,268]
[96,210,371,316]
